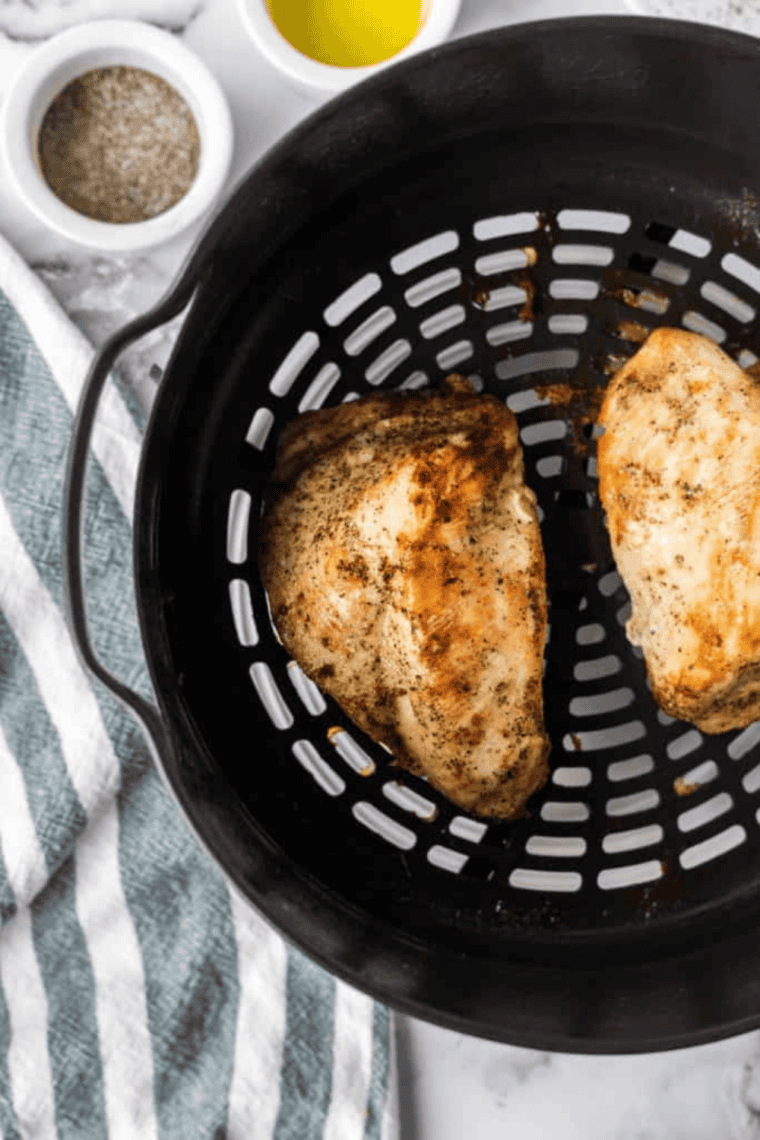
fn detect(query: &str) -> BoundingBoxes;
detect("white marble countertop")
[5,1,760,1137]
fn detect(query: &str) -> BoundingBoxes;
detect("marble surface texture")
[5,0,760,1137]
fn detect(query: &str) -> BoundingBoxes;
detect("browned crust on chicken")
[259,377,550,818]
[597,328,760,733]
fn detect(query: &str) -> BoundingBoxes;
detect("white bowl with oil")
[0,19,234,253]
[236,0,462,97]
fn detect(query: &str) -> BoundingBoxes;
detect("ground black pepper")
[37,65,201,224]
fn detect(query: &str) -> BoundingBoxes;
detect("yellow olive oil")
[266,0,424,68]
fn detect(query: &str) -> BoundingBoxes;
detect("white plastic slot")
[586,456,598,479]
[570,687,635,718]
[574,655,623,682]
[552,244,614,266]
[536,455,565,478]
[666,729,703,761]
[728,721,760,760]
[287,661,327,716]
[269,331,320,396]
[548,314,589,335]
[449,816,487,843]
[743,765,760,794]
[509,868,582,893]
[390,230,459,275]
[298,362,341,412]
[700,281,755,323]
[404,267,462,308]
[549,278,600,300]
[475,284,528,312]
[382,781,437,821]
[567,721,646,752]
[226,490,251,565]
[473,212,539,240]
[329,729,376,776]
[607,754,654,782]
[722,252,760,294]
[680,824,746,870]
[245,406,275,450]
[651,259,690,286]
[575,623,605,646]
[606,788,660,817]
[674,759,719,797]
[598,570,623,596]
[399,371,429,390]
[474,249,532,277]
[557,209,631,234]
[520,420,567,446]
[506,389,551,413]
[427,845,468,873]
[540,800,590,823]
[352,801,417,850]
[419,304,466,339]
[342,391,360,402]
[365,339,411,385]
[323,272,382,327]
[228,579,258,646]
[738,349,758,370]
[677,792,733,834]
[526,835,587,858]
[617,601,632,626]
[436,341,473,369]
[292,740,345,796]
[486,320,534,347]
[249,662,294,730]
[343,306,396,356]
[682,311,726,343]
[602,823,663,855]
[597,861,663,890]
[552,766,592,788]
[669,229,711,258]
[657,709,677,726]
[496,348,580,381]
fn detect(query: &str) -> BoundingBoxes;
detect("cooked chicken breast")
[597,327,760,733]
[259,376,550,818]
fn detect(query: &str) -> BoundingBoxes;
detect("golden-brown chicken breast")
[259,377,550,818]
[597,327,760,733]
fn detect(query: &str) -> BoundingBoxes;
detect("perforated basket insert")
[133,19,760,1050]
[223,207,760,916]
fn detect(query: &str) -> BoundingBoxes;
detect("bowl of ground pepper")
[0,19,234,252]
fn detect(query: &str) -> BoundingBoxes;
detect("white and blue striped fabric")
[0,228,398,1140]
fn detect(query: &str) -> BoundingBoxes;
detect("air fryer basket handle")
[63,227,220,774]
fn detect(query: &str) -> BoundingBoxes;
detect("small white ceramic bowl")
[0,19,234,253]
[236,0,462,98]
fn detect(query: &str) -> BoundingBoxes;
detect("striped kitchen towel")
[0,227,398,1140]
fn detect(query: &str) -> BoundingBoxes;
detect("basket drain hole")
[293,740,345,797]
[602,823,663,855]
[390,229,459,275]
[541,800,590,823]
[525,834,586,858]
[352,801,416,850]
[682,310,726,344]
[729,721,760,760]
[328,728,375,776]
[404,267,462,309]
[597,861,663,891]
[606,787,660,817]
[229,578,258,646]
[250,661,294,730]
[509,868,582,893]
[496,348,579,382]
[269,330,320,396]
[324,272,382,327]
[343,306,396,356]
[298,362,341,412]
[569,687,635,717]
[677,792,733,834]
[574,655,623,682]
[680,825,746,870]
[287,661,326,715]
[473,212,539,241]
[674,759,719,796]
[607,754,654,782]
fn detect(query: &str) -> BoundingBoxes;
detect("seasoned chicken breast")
[597,328,760,733]
[259,376,550,818]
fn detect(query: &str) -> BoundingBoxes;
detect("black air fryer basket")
[65,18,760,1053]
